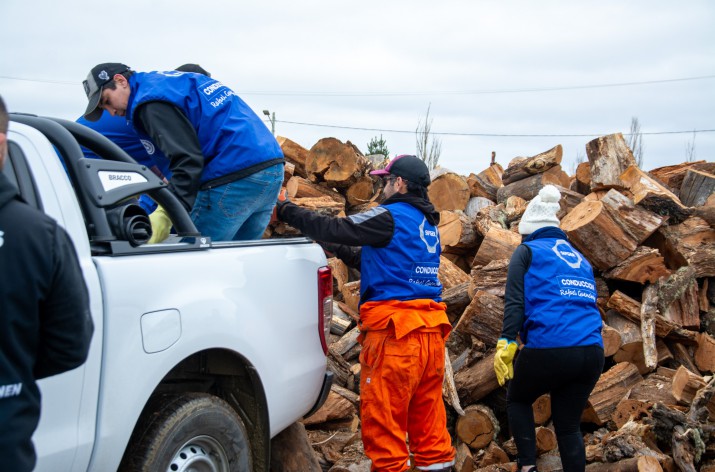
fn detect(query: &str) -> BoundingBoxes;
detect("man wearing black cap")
[276,155,455,472]
[81,63,284,241]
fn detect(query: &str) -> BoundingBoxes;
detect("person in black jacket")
[0,95,94,472]
[494,185,604,472]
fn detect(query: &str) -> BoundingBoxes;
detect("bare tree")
[416,104,442,170]
[685,130,697,162]
[627,117,644,168]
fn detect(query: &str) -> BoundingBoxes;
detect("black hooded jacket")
[277,191,440,270]
[0,172,94,472]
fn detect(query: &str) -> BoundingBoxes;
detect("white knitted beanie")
[518,185,562,235]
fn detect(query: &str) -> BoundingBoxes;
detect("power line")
[274,119,715,138]
[1,74,714,96]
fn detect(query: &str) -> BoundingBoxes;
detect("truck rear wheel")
[120,392,252,472]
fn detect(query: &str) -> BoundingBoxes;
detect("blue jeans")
[190,163,283,241]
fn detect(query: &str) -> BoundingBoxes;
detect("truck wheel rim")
[169,435,229,472]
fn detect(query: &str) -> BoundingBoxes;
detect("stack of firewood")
[270,133,715,472]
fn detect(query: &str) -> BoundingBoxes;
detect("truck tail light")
[317,266,333,355]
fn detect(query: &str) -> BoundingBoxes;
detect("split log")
[286,176,346,205]
[640,284,659,372]
[454,352,501,404]
[653,216,715,278]
[694,332,715,373]
[341,281,361,314]
[439,255,471,290]
[474,205,508,236]
[536,426,558,454]
[469,259,509,298]
[585,133,638,190]
[602,247,671,284]
[439,210,479,250]
[476,441,509,468]
[533,394,552,425]
[307,138,368,188]
[504,196,528,224]
[331,304,353,336]
[602,324,623,357]
[671,366,715,417]
[656,267,700,329]
[501,145,563,185]
[331,326,360,357]
[428,172,471,212]
[277,136,310,177]
[283,160,295,182]
[302,386,358,426]
[574,161,592,195]
[582,362,643,426]
[496,165,569,203]
[600,189,666,244]
[465,197,494,219]
[292,196,346,217]
[472,226,521,268]
[454,442,476,472]
[648,160,715,193]
[344,176,377,208]
[629,372,678,406]
[270,421,322,472]
[452,290,504,347]
[679,169,715,207]
[561,199,638,271]
[467,163,504,201]
[668,341,701,376]
[557,185,587,217]
[612,398,653,429]
[327,257,349,293]
[455,404,499,449]
[585,455,662,472]
[442,282,471,324]
[619,166,690,224]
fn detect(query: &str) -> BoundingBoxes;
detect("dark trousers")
[506,345,604,472]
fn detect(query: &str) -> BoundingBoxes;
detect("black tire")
[119,392,252,472]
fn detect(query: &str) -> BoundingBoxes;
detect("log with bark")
[439,255,471,290]
[602,247,671,284]
[648,160,715,193]
[469,259,509,298]
[429,172,472,212]
[679,169,715,208]
[467,163,504,201]
[306,138,368,188]
[582,362,644,426]
[496,165,569,203]
[452,290,505,347]
[561,199,638,271]
[455,352,501,404]
[501,145,563,185]
[585,133,638,190]
[455,404,500,450]
[619,166,690,224]
[439,210,479,250]
[277,136,310,177]
[652,216,715,278]
[286,175,346,205]
[472,226,521,268]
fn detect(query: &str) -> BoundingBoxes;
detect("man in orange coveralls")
[276,154,455,471]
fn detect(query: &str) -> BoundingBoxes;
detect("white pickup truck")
[6,113,333,472]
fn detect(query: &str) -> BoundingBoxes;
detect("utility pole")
[262,109,276,135]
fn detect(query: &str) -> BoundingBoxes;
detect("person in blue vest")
[275,155,455,472]
[76,64,210,219]
[494,185,604,472]
[80,62,284,241]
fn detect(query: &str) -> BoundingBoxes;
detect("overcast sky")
[1,0,713,176]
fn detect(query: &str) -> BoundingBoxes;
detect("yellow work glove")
[493,338,518,386]
[148,205,172,244]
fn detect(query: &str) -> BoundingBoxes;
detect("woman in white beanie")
[493,185,604,472]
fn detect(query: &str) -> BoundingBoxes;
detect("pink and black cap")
[369,154,431,187]
[82,63,130,121]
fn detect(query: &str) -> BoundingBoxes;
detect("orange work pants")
[359,326,455,472]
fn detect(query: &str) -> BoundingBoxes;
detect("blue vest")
[360,202,442,304]
[126,71,283,183]
[76,114,171,178]
[521,237,603,348]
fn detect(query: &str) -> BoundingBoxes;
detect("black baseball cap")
[370,154,431,186]
[82,63,130,121]
[175,63,211,77]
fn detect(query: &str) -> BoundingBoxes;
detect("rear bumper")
[303,370,334,418]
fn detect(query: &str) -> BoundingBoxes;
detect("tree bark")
[501,145,563,185]
[678,169,715,207]
[582,362,643,426]
[585,133,638,190]
[619,166,690,224]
